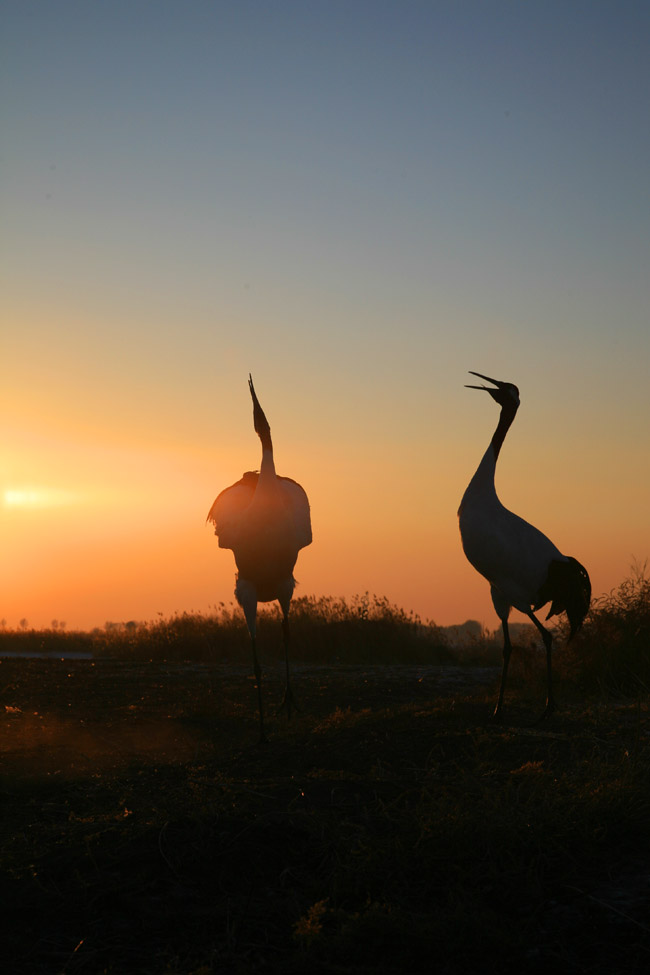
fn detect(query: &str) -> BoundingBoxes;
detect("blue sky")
[2,1,649,629]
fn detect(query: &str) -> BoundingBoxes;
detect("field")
[3,643,650,975]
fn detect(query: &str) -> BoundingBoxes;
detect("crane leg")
[493,619,512,720]
[251,634,267,743]
[277,611,299,719]
[527,611,556,721]
[237,582,267,743]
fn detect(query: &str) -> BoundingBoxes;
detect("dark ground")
[2,657,650,974]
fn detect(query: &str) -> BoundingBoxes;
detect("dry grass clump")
[560,561,650,695]
[0,627,95,658]
[281,592,450,665]
[100,605,249,661]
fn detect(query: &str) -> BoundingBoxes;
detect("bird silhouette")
[458,371,590,721]
[207,376,312,741]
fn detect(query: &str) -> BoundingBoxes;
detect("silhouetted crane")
[207,376,312,741]
[458,371,590,720]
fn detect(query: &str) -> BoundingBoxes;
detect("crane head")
[248,374,272,449]
[466,371,520,409]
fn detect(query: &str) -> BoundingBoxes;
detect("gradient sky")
[2,1,649,632]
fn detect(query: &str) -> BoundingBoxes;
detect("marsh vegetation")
[2,571,650,973]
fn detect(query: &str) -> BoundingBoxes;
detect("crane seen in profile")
[458,371,590,721]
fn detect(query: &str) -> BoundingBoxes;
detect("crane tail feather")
[535,557,591,639]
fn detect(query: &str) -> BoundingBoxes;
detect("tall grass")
[277,593,450,664]
[0,593,451,665]
[3,565,649,690]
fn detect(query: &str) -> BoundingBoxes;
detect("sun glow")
[3,487,82,509]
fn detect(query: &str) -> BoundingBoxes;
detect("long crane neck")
[462,398,518,502]
[458,392,520,516]
[491,400,518,462]
[255,415,277,484]
[249,379,277,483]
[259,437,276,481]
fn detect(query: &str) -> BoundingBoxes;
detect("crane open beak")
[465,371,507,391]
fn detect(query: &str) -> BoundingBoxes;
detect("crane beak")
[248,374,272,444]
[248,374,265,415]
[465,371,507,392]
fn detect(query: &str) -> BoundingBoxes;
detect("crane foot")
[277,686,300,720]
[535,700,557,723]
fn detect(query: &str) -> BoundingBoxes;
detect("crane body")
[459,446,565,614]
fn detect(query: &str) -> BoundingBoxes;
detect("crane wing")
[207,472,257,549]
[277,476,312,550]
[207,471,312,551]
[535,556,591,637]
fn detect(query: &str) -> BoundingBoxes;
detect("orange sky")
[1,383,647,633]
[2,4,649,632]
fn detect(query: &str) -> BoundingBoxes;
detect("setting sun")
[3,487,83,509]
